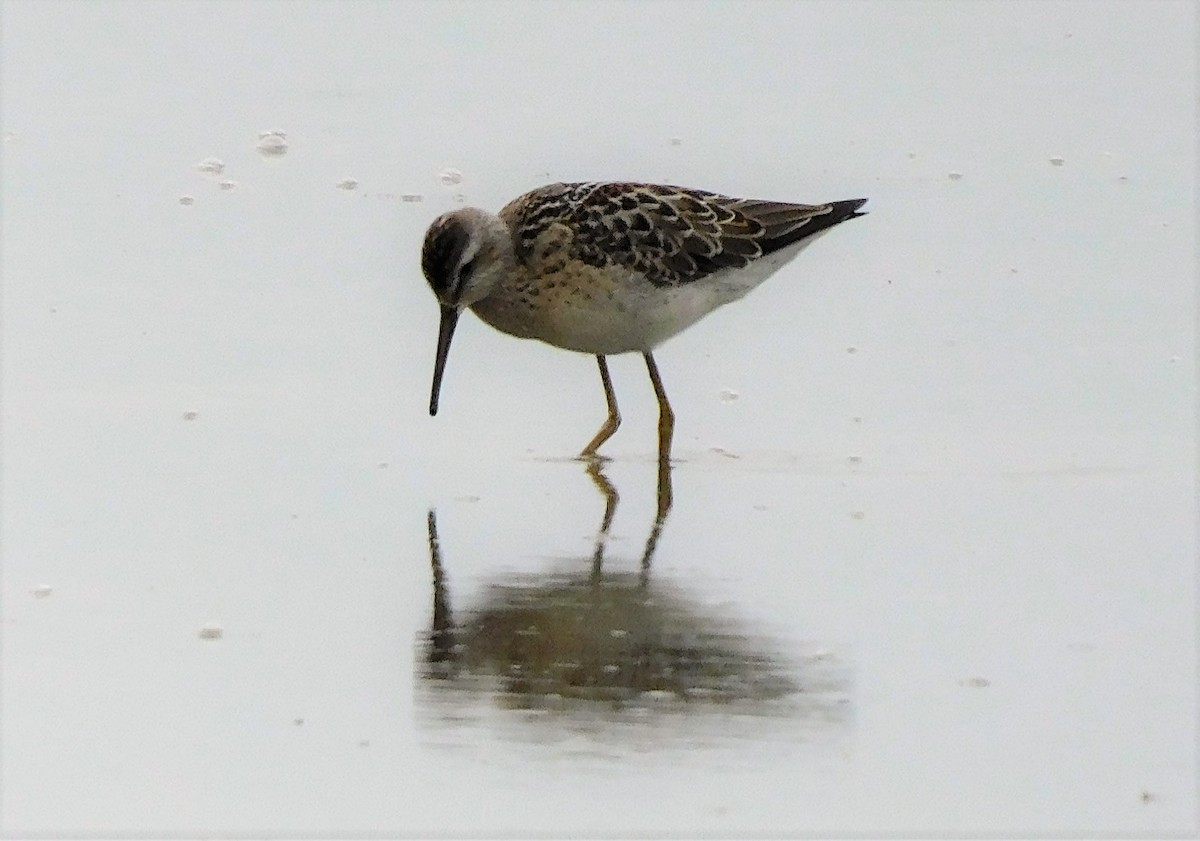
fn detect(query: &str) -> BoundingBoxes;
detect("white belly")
[471,238,819,355]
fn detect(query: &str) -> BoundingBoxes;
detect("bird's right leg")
[580,355,621,458]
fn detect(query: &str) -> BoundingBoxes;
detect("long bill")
[429,305,460,416]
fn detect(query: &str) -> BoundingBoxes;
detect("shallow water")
[2,0,1196,835]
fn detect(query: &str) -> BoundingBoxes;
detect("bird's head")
[420,208,514,416]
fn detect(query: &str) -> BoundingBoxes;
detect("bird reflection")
[419,458,848,719]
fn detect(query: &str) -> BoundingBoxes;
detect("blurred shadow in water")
[416,458,852,743]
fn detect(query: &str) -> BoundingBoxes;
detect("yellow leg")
[580,355,621,458]
[643,352,674,520]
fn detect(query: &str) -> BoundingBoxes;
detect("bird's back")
[500,181,867,288]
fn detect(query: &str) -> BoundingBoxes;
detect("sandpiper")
[421,181,867,460]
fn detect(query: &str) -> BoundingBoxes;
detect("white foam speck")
[717,388,739,403]
[438,168,463,186]
[196,157,225,175]
[256,132,288,157]
[32,584,53,599]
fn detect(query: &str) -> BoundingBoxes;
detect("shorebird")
[421,181,867,460]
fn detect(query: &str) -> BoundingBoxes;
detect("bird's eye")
[459,257,477,280]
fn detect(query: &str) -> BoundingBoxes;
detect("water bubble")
[32,584,53,599]
[438,168,463,186]
[217,180,237,191]
[196,157,225,175]
[198,623,224,640]
[256,132,288,158]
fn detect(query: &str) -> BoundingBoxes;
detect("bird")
[420,181,867,461]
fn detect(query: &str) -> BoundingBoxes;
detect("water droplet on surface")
[336,178,359,191]
[1049,156,1065,167]
[947,171,963,181]
[438,168,463,186]
[196,157,225,175]
[717,388,739,402]
[198,623,224,640]
[32,584,53,599]
[178,195,195,206]
[256,132,288,158]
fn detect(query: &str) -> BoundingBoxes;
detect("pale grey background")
[2,0,1196,835]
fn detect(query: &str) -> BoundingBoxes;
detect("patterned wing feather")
[501,182,866,286]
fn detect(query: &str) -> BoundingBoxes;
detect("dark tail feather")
[762,197,868,255]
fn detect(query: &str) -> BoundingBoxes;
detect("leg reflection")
[582,451,675,587]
